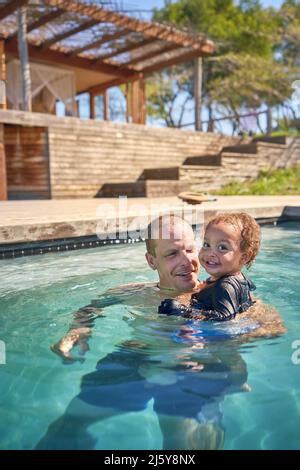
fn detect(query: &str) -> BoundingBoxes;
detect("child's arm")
[159,280,243,321]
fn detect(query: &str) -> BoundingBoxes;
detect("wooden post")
[90,92,95,119]
[126,83,130,123]
[17,6,32,111]
[103,90,109,120]
[0,124,7,200]
[0,39,6,109]
[194,57,202,131]
[132,79,139,124]
[139,77,146,125]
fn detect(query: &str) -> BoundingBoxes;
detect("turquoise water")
[0,222,299,450]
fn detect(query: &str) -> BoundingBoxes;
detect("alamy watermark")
[0,340,6,365]
[95,196,204,243]
[291,340,300,365]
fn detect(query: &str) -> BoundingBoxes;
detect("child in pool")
[158,212,260,321]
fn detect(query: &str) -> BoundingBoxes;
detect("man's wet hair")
[145,214,192,257]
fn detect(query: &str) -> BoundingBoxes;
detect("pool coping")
[0,216,293,259]
[1,196,300,259]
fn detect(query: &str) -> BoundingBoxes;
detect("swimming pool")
[0,222,299,449]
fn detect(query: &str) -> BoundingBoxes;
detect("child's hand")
[158,299,193,316]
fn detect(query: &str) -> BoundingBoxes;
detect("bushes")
[213,166,300,195]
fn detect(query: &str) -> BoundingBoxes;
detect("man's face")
[146,223,200,293]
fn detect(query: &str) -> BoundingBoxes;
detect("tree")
[148,0,295,134]
[278,0,300,67]
[146,65,194,127]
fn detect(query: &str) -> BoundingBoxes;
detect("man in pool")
[41,214,285,450]
[52,214,202,361]
[40,215,230,449]
[52,213,285,362]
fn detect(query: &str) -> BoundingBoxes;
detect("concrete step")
[139,167,179,180]
[180,164,219,172]
[145,180,188,197]
[97,182,145,197]
[222,143,258,154]
[221,152,260,160]
[96,180,188,198]
[182,154,221,166]
[253,135,287,145]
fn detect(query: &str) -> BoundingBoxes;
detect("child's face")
[199,222,248,280]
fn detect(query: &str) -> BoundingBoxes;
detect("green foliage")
[208,53,293,108]
[278,0,300,66]
[213,166,300,195]
[149,0,297,131]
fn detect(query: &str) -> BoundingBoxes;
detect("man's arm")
[239,301,287,339]
[51,293,122,362]
[51,304,104,362]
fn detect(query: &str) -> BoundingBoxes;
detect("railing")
[180,109,268,134]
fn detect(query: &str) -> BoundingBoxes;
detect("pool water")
[0,222,299,450]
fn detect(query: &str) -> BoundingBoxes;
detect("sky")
[127,0,284,17]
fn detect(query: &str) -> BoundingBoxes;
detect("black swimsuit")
[158,274,256,321]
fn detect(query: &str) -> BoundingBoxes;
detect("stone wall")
[47,117,238,198]
[2,110,298,199]
[0,110,240,198]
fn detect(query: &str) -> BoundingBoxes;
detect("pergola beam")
[142,48,212,74]
[5,38,135,78]
[95,37,156,62]
[120,43,179,68]
[71,28,129,56]
[6,9,65,40]
[43,0,214,52]
[0,0,28,21]
[42,19,99,50]
[27,9,65,34]
[86,74,140,95]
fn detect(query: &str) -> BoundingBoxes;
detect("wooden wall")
[4,124,50,199]
[0,110,239,199]
[47,118,237,198]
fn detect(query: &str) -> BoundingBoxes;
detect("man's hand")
[50,327,91,363]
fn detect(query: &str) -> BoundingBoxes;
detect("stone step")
[180,164,219,172]
[139,167,179,180]
[253,135,287,145]
[221,154,260,162]
[222,143,257,154]
[182,154,221,166]
[96,180,188,198]
[97,182,145,198]
[145,180,188,197]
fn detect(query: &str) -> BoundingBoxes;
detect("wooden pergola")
[0,0,215,201]
[0,0,214,120]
